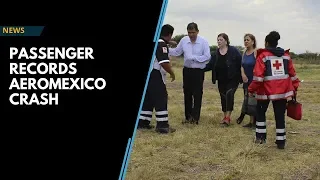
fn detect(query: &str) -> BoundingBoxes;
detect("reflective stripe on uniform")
[264,74,289,81]
[253,76,264,82]
[256,121,266,126]
[155,111,168,115]
[139,110,153,121]
[262,55,290,62]
[276,129,285,133]
[141,111,152,115]
[156,117,168,121]
[276,135,286,140]
[291,76,298,81]
[256,91,294,100]
[256,128,266,133]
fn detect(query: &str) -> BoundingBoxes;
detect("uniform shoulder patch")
[162,47,168,53]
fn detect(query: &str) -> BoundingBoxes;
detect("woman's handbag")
[246,93,257,116]
[241,87,257,116]
[287,95,302,120]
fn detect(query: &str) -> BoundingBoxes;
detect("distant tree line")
[171,34,320,64]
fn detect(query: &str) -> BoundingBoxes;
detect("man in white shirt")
[169,22,211,124]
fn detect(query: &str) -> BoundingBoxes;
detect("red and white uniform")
[248,48,300,100]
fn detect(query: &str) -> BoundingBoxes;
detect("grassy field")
[126,57,320,180]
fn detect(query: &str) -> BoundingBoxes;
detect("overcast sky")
[163,0,320,54]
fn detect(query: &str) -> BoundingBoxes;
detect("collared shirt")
[169,35,211,69]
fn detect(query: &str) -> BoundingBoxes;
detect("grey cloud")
[164,0,320,53]
[168,10,260,23]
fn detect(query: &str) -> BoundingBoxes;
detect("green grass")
[126,57,320,180]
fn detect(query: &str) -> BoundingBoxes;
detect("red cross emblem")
[273,60,282,70]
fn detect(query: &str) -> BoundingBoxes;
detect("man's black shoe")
[191,119,199,125]
[182,116,193,124]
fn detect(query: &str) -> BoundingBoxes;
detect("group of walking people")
[137,22,300,149]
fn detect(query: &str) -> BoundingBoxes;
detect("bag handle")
[291,92,297,102]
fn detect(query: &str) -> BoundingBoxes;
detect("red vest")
[248,48,300,100]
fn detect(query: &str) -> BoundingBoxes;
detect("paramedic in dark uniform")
[137,24,176,134]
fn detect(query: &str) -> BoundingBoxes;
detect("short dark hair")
[218,33,230,45]
[265,31,280,47]
[187,22,199,31]
[161,24,174,36]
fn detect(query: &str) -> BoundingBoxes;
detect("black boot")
[236,113,245,124]
[138,120,154,129]
[155,121,176,134]
[275,141,285,149]
[155,127,176,134]
[254,138,266,144]
[277,144,285,149]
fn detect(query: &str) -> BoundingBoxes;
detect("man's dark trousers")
[182,67,205,122]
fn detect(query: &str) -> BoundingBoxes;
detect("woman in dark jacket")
[204,33,242,126]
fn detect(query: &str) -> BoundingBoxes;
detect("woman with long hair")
[236,33,257,128]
